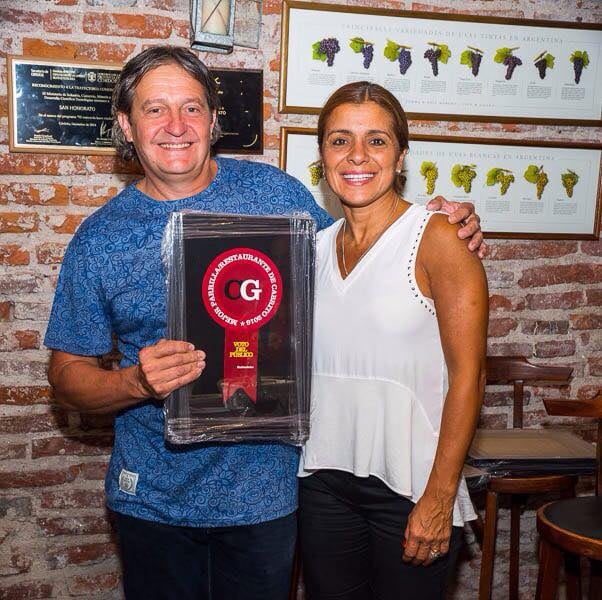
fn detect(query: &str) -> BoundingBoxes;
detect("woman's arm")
[402,213,488,566]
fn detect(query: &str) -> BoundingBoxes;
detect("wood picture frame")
[279,1,602,126]
[280,126,602,239]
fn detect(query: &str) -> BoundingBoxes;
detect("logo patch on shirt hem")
[119,469,139,496]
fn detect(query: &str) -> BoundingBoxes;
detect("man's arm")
[48,340,206,414]
[426,196,486,258]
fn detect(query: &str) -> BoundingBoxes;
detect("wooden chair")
[535,393,602,600]
[473,356,587,600]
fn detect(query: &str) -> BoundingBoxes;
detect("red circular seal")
[201,247,283,330]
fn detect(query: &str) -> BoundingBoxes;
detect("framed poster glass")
[280,127,602,239]
[279,1,602,125]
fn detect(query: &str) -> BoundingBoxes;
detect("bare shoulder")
[422,212,470,256]
[418,212,485,282]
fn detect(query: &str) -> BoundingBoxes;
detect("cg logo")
[202,247,282,330]
[224,279,262,301]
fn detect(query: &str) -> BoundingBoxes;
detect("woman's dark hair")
[317,81,410,194]
[111,45,222,161]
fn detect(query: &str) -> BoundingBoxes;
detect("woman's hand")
[426,196,487,258]
[402,491,454,567]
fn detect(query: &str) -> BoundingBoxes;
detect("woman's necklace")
[340,197,399,277]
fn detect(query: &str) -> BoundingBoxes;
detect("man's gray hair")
[111,45,222,161]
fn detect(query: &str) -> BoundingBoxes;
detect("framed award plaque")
[163,212,316,445]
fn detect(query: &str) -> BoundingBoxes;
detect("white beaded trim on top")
[407,211,436,316]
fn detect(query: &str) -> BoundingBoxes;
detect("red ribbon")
[202,247,282,404]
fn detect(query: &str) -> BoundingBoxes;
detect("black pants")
[114,511,296,600]
[298,470,463,600]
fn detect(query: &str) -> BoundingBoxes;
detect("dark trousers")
[114,511,296,600]
[298,470,463,600]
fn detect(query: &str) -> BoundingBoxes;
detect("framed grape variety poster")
[279,127,602,239]
[279,1,602,125]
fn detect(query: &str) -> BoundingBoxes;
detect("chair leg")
[470,513,485,549]
[479,490,498,600]
[535,537,562,600]
[561,476,577,500]
[509,495,522,600]
[589,559,602,600]
[564,553,582,600]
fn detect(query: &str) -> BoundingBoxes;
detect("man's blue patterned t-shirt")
[44,157,333,527]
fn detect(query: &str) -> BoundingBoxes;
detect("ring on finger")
[429,549,441,559]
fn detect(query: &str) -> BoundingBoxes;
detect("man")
[45,46,484,599]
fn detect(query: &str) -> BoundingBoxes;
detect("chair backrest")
[544,393,602,496]
[486,356,573,429]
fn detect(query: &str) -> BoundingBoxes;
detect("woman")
[298,82,488,600]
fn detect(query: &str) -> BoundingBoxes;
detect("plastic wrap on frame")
[466,427,596,484]
[162,211,316,445]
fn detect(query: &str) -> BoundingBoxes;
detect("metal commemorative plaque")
[8,58,264,157]
[8,57,120,155]
[211,68,263,155]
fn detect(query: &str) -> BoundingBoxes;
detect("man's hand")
[426,196,487,259]
[136,339,206,399]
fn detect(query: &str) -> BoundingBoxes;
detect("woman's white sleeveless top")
[299,204,476,525]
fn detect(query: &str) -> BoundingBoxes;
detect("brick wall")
[0,0,600,597]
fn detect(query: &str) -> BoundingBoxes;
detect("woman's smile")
[341,171,376,185]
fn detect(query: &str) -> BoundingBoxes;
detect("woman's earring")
[309,160,324,185]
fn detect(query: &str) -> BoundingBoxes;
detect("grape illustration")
[504,55,522,80]
[398,48,412,75]
[384,40,412,75]
[451,164,477,194]
[499,174,514,195]
[424,42,450,77]
[312,37,340,67]
[570,50,589,84]
[536,173,548,199]
[486,168,515,196]
[494,47,523,80]
[308,161,323,186]
[362,45,374,69]
[350,37,374,69]
[420,161,438,195]
[561,170,579,198]
[424,48,441,76]
[534,51,555,79]
[460,46,484,77]
[524,165,549,200]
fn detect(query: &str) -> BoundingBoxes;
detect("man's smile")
[158,142,194,149]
